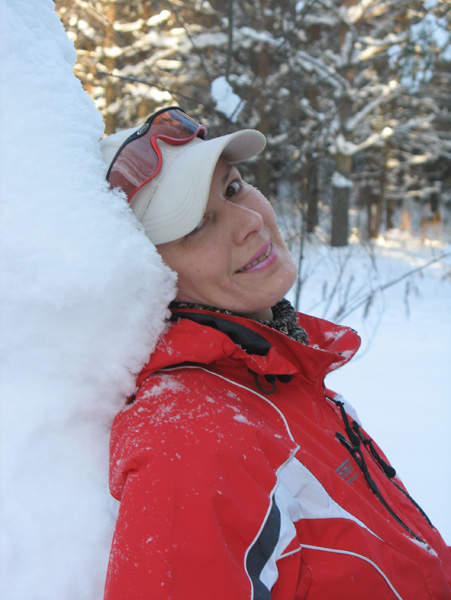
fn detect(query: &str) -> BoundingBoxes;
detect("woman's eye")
[225,180,241,198]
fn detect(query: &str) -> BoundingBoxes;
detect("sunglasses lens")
[150,109,203,138]
[107,130,158,200]
[107,108,205,202]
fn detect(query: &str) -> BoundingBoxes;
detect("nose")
[229,202,264,246]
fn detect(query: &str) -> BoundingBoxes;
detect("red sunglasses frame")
[106,106,208,203]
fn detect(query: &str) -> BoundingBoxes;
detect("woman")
[101,107,450,599]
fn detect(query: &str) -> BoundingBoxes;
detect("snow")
[211,75,243,123]
[291,233,451,543]
[295,49,348,93]
[234,414,252,425]
[332,171,353,188]
[191,31,228,48]
[345,81,399,133]
[326,252,451,540]
[389,11,451,92]
[239,26,282,46]
[411,13,449,50]
[0,2,175,599]
[143,377,186,399]
[147,9,171,27]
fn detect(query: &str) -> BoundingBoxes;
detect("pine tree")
[56,0,450,244]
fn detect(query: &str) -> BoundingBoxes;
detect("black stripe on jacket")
[246,495,281,599]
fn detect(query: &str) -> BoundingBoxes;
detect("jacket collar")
[136,307,361,387]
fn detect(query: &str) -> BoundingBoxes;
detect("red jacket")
[104,307,451,599]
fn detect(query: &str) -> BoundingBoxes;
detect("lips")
[236,241,275,273]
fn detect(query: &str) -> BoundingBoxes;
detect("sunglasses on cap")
[106,106,208,203]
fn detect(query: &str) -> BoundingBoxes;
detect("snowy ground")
[292,231,451,543]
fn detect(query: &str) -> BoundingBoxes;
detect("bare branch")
[95,68,212,110]
[337,252,451,321]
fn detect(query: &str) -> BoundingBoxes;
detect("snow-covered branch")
[333,112,436,157]
[294,49,349,93]
[345,81,401,132]
[357,32,408,62]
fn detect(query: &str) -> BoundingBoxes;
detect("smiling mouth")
[236,242,273,273]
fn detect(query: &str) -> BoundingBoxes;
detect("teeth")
[238,244,271,272]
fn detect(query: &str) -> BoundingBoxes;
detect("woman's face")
[156,158,297,320]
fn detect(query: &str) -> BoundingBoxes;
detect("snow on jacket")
[104,307,451,599]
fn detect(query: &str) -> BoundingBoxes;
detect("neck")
[244,307,273,320]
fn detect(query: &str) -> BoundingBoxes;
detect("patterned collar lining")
[170,298,309,344]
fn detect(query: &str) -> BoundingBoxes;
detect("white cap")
[100,127,266,245]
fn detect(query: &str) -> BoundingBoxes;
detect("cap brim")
[134,130,266,245]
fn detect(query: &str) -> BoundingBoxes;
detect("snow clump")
[0,2,175,599]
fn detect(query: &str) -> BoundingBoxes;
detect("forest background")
[56,0,450,257]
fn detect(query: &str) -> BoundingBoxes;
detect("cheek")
[170,263,203,302]
[168,249,228,296]
[156,246,196,292]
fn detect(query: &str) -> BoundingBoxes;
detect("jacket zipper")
[328,395,430,544]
